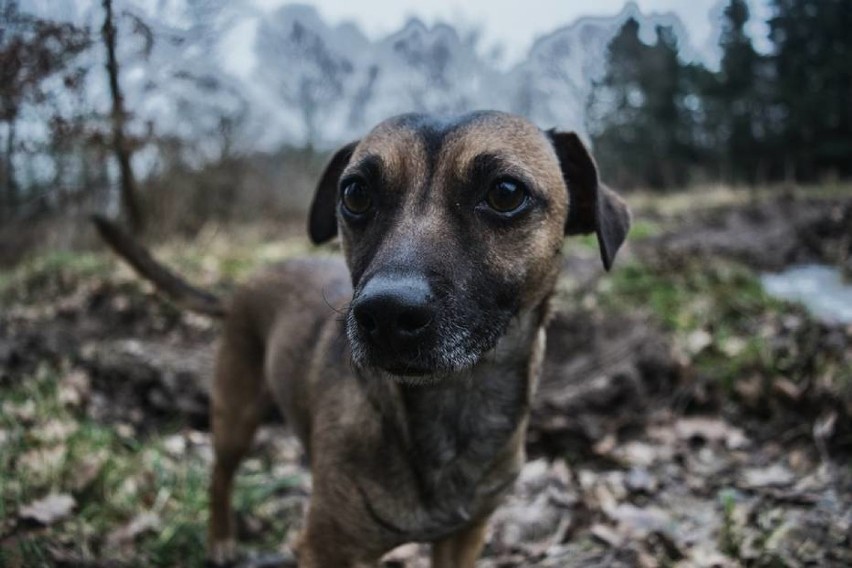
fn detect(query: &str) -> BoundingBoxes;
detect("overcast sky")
[251,0,772,65]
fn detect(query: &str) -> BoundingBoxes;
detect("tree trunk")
[2,119,18,219]
[102,0,143,234]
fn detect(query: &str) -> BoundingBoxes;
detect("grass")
[1,186,849,564]
[718,489,741,557]
[0,250,113,303]
[0,228,322,309]
[0,232,320,564]
[0,361,302,566]
[0,364,206,566]
[592,256,850,393]
[598,258,784,331]
[625,182,852,217]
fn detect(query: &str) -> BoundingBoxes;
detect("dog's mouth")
[345,308,512,382]
[381,363,435,377]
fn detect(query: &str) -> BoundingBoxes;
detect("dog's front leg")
[296,509,383,568]
[430,518,489,568]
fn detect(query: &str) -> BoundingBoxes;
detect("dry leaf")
[685,330,712,355]
[590,523,624,547]
[674,417,749,449]
[740,464,795,489]
[73,450,109,491]
[106,512,161,549]
[608,503,672,539]
[19,445,67,475]
[3,400,36,423]
[58,369,91,407]
[31,419,78,443]
[19,493,76,525]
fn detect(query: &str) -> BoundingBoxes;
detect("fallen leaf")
[593,433,617,456]
[31,419,78,443]
[720,337,746,357]
[674,417,749,449]
[58,369,91,407]
[106,512,161,549]
[740,464,796,489]
[733,375,763,407]
[590,523,624,547]
[72,450,108,491]
[608,504,672,539]
[813,411,837,442]
[685,330,712,355]
[162,434,187,457]
[771,378,802,402]
[614,440,669,467]
[19,445,67,476]
[3,400,36,423]
[19,494,75,525]
[625,467,658,494]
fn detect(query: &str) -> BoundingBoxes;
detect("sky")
[251,0,773,65]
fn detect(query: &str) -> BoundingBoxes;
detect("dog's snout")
[352,275,435,344]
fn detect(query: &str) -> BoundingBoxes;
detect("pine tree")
[769,0,852,180]
[643,25,690,187]
[588,19,700,189]
[587,18,652,188]
[717,0,763,183]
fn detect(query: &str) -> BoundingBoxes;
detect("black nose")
[352,275,435,344]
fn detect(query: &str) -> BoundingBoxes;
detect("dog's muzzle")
[349,274,438,375]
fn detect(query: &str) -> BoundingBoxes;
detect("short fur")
[96,111,630,567]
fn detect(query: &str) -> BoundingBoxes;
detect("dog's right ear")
[547,130,631,271]
[308,140,359,244]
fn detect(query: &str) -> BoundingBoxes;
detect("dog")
[94,111,630,567]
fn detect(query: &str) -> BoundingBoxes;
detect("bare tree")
[101,0,143,233]
[0,1,89,219]
[256,19,352,148]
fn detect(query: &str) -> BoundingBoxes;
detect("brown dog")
[94,111,630,567]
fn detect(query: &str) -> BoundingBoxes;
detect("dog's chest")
[352,358,532,542]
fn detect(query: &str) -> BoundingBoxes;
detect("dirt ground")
[1,190,851,567]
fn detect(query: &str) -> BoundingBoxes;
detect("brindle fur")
[96,111,630,568]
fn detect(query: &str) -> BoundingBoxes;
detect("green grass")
[594,257,825,391]
[0,250,113,304]
[2,190,849,564]
[0,365,199,566]
[599,258,785,329]
[0,363,300,566]
[625,182,852,217]
[0,232,323,565]
[0,230,320,309]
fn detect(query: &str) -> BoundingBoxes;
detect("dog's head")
[308,112,630,380]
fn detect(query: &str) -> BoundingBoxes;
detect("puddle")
[761,264,852,324]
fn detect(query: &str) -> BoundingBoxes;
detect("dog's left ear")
[548,130,631,270]
[308,140,360,244]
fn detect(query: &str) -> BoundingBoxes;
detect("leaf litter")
[0,195,850,566]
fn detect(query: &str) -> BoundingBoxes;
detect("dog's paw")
[207,538,237,567]
[237,552,299,568]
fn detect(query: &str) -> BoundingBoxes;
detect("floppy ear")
[308,140,359,244]
[548,130,631,270]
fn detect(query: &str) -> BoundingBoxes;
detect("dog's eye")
[341,181,372,216]
[484,179,527,214]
